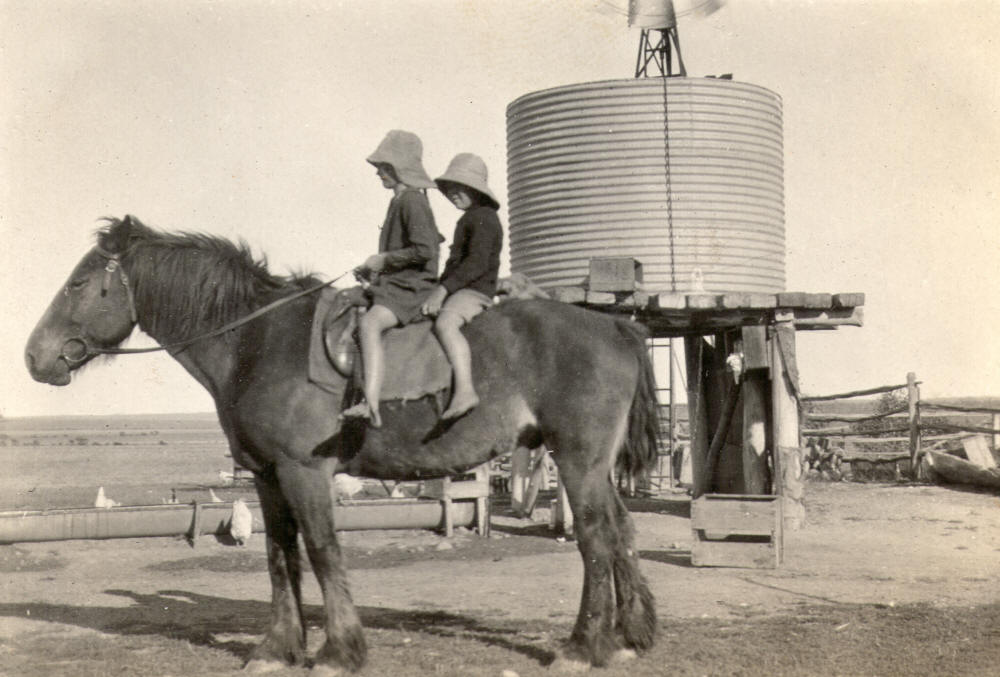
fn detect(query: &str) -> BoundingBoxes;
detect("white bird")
[229,498,253,545]
[208,488,223,503]
[333,473,364,501]
[94,486,120,509]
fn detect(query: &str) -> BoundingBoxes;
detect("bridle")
[59,246,348,366]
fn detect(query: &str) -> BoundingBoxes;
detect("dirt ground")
[1,480,999,677]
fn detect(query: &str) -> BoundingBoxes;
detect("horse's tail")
[614,319,662,481]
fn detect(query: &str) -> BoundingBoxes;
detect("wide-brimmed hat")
[435,153,500,209]
[366,130,436,189]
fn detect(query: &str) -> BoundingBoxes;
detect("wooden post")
[668,337,677,488]
[510,446,531,516]
[992,413,999,452]
[440,476,454,537]
[475,464,490,538]
[907,372,921,478]
[742,372,770,494]
[555,475,573,536]
[684,336,710,498]
[741,326,771,495]
[771,323,805,530]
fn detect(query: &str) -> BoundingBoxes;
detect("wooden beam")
[832,293,865,308]
[907,372,922,477]
[771,324,804,530]
[685,336,710,498]
[775,306,864,328]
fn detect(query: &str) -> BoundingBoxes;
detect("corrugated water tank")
[506,77,785,293]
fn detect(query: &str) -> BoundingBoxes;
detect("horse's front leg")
[277,461,367,674]
[247,469,307,669]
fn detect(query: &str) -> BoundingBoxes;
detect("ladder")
[646,337,677,493]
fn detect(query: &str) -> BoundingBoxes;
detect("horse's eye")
[69,278,88,290]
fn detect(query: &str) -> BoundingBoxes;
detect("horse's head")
[25,216,141,385]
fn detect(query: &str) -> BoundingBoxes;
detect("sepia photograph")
[2,1,998,675]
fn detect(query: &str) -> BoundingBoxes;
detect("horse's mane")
[99,217,318,342]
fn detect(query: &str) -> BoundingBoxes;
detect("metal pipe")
[0,499,476,544]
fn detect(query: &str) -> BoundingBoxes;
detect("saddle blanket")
[308,287,452,401]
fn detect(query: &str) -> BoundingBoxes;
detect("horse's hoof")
[609,648,638,664]
[243,659,286,673]
[548,653,590,674]
[310,664,344,677]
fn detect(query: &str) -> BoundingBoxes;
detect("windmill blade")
[692,0,726,18]
[625,0,726,28]
[629,0,678,29]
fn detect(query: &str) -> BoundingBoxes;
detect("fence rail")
[802,372,1000,479]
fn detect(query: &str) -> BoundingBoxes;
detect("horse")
[25,215,661,674]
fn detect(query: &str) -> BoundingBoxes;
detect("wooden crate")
[589,257,642,292]
[691,494,782,568]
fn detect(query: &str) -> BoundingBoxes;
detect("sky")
[1,0,997,418]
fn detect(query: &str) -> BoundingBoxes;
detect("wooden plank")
[686,294,721,310]
[960,435,997,469]
[832,292,865,308]
[654,293,686,310]
[715,293,775,311]
[776,292,832,309]
[801,293,833,308]
[778,306,864,328]
[691,495,780,534]
[745,294,778,309]
[776,291,807,307]
[585,290,616,305]
[549,286,586,304]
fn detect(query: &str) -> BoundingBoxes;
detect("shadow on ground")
[0,589,556,665]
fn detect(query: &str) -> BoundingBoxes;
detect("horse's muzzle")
[24,348,72,386]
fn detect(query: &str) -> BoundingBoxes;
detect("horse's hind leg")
[555,464,623,667]
[249,469,307,667]
[275,461,366,673]
[610,490,656,652]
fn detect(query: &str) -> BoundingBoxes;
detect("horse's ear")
[100,214,143,253]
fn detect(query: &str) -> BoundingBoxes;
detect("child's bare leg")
[435,311,479,420]
[345,305,398,427]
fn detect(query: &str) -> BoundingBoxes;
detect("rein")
[60,247,350,365]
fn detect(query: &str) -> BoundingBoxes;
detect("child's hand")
[362,254,386,273]
[421,286,448,317]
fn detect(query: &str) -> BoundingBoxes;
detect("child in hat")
[421,153,503,421]
[344,130,444,428]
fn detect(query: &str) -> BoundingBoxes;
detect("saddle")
[308,287,452,402]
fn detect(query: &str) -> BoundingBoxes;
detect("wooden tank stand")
[548,285,864,542]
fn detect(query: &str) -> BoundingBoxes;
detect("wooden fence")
[802,372,1000,479]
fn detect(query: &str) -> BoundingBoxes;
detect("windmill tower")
[631,0,723,77]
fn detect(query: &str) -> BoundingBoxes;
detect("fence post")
[907,372,921,478]
[993,413,1000,452]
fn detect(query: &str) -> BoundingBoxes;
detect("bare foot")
[441,392,479,421]
[339,402,382,428]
